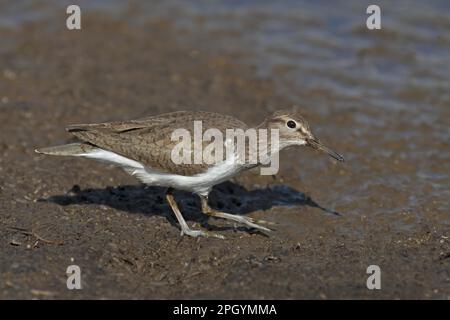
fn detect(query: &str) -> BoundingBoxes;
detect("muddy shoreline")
[0,10,448,299]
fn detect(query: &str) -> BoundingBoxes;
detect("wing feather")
[66,111,248,176]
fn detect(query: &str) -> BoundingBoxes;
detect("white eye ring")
[287,120,296,129]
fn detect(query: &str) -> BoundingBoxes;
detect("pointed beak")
[307,138,345,162]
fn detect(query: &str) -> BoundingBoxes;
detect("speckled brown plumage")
[36,109,344,238]
[67,111,249,176]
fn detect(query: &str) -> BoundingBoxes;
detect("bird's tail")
[35,143,97,156]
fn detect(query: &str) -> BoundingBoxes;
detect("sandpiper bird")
[36,110,344,239]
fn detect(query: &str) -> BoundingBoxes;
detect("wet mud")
[0,2,449,299]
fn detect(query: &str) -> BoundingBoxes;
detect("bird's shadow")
[39,182,340,232]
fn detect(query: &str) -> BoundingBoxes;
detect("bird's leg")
[200,195,274,233]
[165,188,225,239]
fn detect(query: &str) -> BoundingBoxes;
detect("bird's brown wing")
[67,111,249,176]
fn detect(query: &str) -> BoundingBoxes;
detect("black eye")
[287,120,296,129]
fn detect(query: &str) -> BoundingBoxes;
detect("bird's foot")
[241,216,277,231]
[209,210,275,233]
[181,228,225,239]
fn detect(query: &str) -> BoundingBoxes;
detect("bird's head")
[262,110,344,162]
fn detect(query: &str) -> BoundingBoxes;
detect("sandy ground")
[0,12,449,299]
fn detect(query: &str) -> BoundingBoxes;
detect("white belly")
[77,148,240,196]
